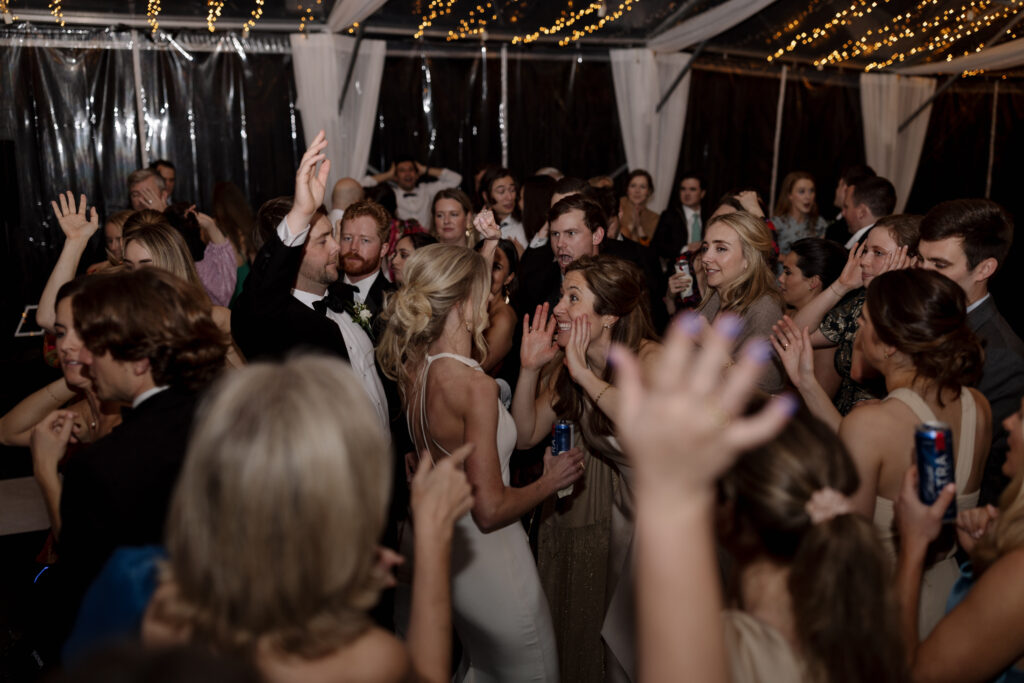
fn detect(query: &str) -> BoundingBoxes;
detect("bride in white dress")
[377,241,584,682]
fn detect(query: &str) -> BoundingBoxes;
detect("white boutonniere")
[351,301,373,334]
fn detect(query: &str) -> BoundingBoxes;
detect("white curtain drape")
[896,37,1024,75]
[647,0,778,53]
[326,0,389,32]
[289,33,386,192]
[610,49,691,213]
[859,73,936,213]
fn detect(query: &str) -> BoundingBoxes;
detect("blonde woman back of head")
[147,355,408,680]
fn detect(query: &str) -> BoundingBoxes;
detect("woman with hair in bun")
[838,269,991,636]
[513,253,660,682]
[377,243,581,681]
[895,395,1024,681]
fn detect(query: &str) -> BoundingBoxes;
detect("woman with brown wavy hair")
[513,253,661,682]
[840,269,991,636]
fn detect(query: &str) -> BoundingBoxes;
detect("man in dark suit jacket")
[918,199,1024,504]
[515,194,668,331]
[29,268,227,659]
[338,199,397,340]
[823,164,876,245]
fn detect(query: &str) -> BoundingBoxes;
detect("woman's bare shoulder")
[257,627,411,683]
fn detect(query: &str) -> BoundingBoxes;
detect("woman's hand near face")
[880,244,911,275]
[563,315,591,383]
[612,313,796,500]
[473,208,501,241]
[836,242,866,293]
[735,190,764,218]
[521,303,558,370]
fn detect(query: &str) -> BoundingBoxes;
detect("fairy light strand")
[246,0,265,30]
[415,0,459,39]
[147,0,162,34]
[766,0,1024,72]
[206,0,224,32]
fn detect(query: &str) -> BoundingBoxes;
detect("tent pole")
[769,65,788,209]
[898,10,1024,133]
[500,44,509,168]
[655,40,705,114]
[338,22,365,114]
[986,81,999,199]
[648,0,704,40]
[131,29,148,168]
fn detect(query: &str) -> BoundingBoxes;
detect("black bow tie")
[403,192,416,198]
[313,283,357,315]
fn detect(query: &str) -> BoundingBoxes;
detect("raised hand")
[414,161,427,177]
[611,312,795,499]
[521,303,558,370]
[894,465,956,555]
[563,315,591,383]
[410,445,474,535]
[51,191,99,242]
[292,130,330,220]
[138,184,168,212]
[771,315,814,387]
[541,446,585,491]
[473,207,501,241]
[836,242,866,292]
[735,190,764,218]
[881,244,911,274]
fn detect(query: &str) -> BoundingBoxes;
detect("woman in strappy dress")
[377,243,583,682]
[837,269,991,637]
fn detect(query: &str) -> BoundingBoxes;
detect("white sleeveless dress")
[415,353,559,683]
[873,386,980,639]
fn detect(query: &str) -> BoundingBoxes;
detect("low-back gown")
[415,353,560,682]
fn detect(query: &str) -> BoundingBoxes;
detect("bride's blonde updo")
[377,243,490,392]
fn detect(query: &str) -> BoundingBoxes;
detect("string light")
[47,0,63,26]
[415,0,459,40]
[767,0,1024,72]
[298,3,316,31]
[147,0,162,34]
[447,2,493,41]
[510,0,636,45]
[206,0,224,32]
[245,0,264,30]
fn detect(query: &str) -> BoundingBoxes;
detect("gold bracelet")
[594,383,611,405]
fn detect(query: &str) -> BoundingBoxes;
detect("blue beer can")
[916,421,957,523]
[551,420,575,455]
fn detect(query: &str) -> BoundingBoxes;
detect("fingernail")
[717,314,743,339]
[775,393,799,416]
[744,339,772,363]
[676,312,701,336]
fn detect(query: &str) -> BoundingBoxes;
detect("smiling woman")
[698,211,785,393]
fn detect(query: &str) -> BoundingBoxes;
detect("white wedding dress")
[416,353,560,682]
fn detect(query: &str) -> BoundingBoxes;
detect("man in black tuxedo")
[828,176,896,250]
[515,194,668,331]
[338,199,396,339]
[30,268,227,659]
[231,133,389,433]
[918,199,1024,505]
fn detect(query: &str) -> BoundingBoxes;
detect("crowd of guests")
[3,132,1024,683]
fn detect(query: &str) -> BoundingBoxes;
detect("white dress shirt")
[277,219,390,435]
[499,215,528,250]
[845,222,875,249]
[967,293,991,314]
[362,168,462,227]
[344,271,379,305]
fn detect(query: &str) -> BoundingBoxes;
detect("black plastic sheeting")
[0,30,303,340]
[367,51,627,194]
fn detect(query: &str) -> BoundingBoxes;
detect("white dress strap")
[955,388,977,497]
[885,387,938,423]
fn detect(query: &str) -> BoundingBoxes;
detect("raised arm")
[406,446,474,683]
[612,312,795,683]
[37,192,100,332]
[511,303,559,448]
[792,243,867,348]
[771,317,842,431]
[460,373,581,532]
[285,130,330,238]
[0,378,77,447]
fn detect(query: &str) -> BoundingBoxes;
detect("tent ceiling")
[7,0,1023,72]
